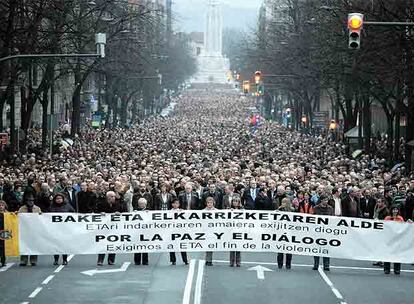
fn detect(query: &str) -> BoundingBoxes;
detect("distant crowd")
[0,88,413,274]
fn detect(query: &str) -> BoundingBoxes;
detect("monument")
[193,0,230,83]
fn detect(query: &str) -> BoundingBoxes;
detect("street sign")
[313,111,329,128]
[0,133,8,147]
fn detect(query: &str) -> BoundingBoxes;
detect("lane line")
[42,275,55,285]
[212,260,414,273]
[194,260,205,304]
[318,266,346,303]
[54,265,64,273]
[28,287,42,298]
[0,262,14,272]
[67,254,74,262]
[182,259,197,304]
[20,302,29,304]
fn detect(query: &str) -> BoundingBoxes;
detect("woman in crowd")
[228,197,243,267]
[204,197,217,266]
[383,205,404,275]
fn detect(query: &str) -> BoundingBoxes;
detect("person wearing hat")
[313,196,334,271]
[383,205,404,275]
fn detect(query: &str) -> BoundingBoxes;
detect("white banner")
[18,210,414,263]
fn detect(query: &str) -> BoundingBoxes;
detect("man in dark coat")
[359,189,376,219]
[179,183,199,210]
[96,191,127,266]
[242,180,259,210]
[341,188,360,217]
[254,188,273,210]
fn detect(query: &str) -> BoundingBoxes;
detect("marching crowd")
[0,88,413,275]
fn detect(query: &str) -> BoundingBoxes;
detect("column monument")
[193,0,230,83]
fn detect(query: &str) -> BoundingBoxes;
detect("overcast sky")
[173,0,263,32]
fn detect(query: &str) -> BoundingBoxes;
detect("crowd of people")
[0,87,413,275]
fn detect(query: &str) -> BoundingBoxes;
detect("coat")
[77,191,96,213]
[222,193,241,209]
[298,201,314,214]
[154,193,175,210]
[254,195,274,210]
[132,192,153,210]
[201,191,222,209]
[341,196,360,217]
[96,198,127,213]
[49,202,75,213]
[179,192,200,210]
[314,204,334,216]
[242,188,259,210]
[18,205,42,213]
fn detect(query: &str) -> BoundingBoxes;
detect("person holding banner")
[133,198,150,266]
[169,198,188,265]
[204,197,217,266]
[19,192,41,266]
[0,200,7,267]
[96,191,127,266]
[49,193,75,265]
[228,197,243,267]
[277,197,295,269]
[383,205,404,275]
[312,196,333,271]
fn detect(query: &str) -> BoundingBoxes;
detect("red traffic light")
[348,13,364,30]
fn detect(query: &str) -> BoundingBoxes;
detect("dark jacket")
[341,196,360,217]
[242,188,259,210]
[254,195,274,210]
[179,192,200,210]
[359,196,376,219]
[77,191,96,213]
[201,191,222,209]
[49,202,75,213]
[132,191,153,210]
[61,187,77,211]
[154,193,175,210]
[36,192,52,213]
[314,203,334,216]
[96,198,127,213]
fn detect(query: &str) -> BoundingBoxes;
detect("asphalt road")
[1,252,414,304]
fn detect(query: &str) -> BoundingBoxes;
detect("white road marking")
[28,287,42,298]
[0,262,14,272]
[318,266,346,303]
[182,259,197,304]
[212,260,414,273]
[54,265,64,273]
[42,275,55,285]
[81,262,131,276]
[194,260,205,304]
[20,302,30,304]
[67,254,74,262]
[247,265,273,280]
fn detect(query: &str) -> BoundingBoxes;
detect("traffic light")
[254,71,262,84]
[348,13,363,49]
[243,81,250,94]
